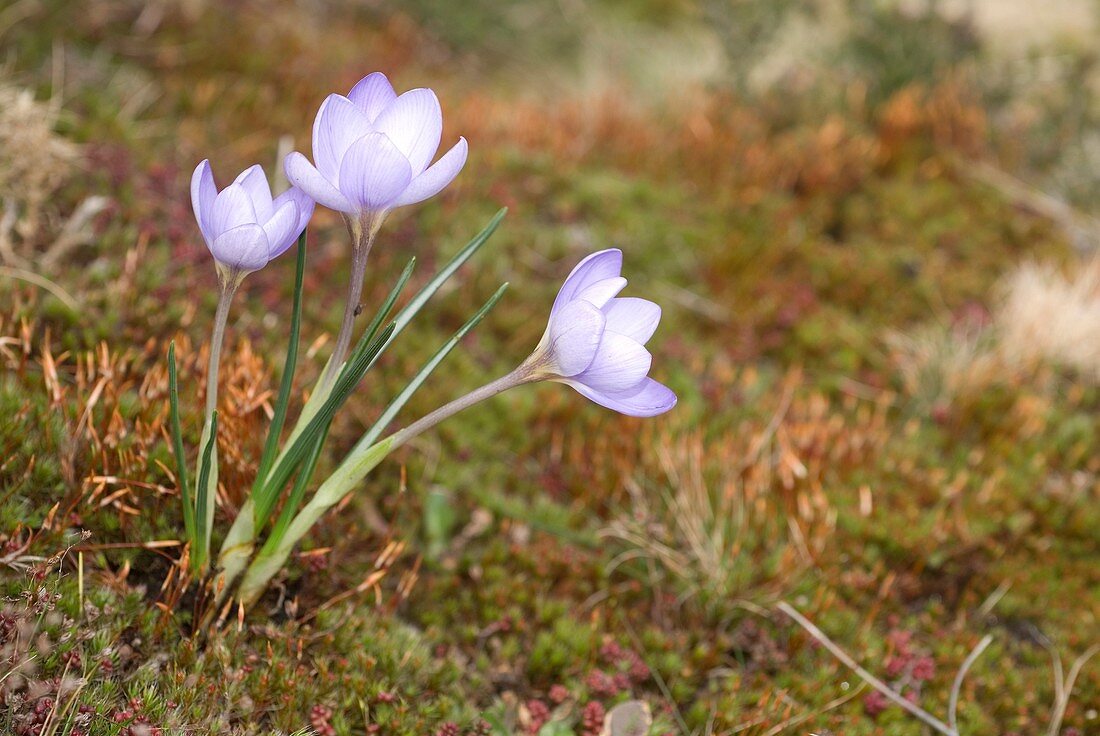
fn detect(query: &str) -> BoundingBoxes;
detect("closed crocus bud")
[284,72,468,220]
[527,249,677,417]
[191,160,314,278]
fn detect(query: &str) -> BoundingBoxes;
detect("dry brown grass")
[886,317,1011,409]
[603,371,888,615]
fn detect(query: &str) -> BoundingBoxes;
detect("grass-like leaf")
[356,283,510,453]
[259,425,328,558]
[388,208,505,341]
[192,410,218,573]
[252,322,395,529]
[238,283,509,605]
[254,232,307,488]
[167,342,194,546]
[256,259,416,545]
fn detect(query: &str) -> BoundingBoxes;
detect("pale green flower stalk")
[316,213,383,391]
[191,270,239,572]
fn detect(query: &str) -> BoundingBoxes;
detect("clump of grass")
[886,313,1011,413]
[603,374,885,618]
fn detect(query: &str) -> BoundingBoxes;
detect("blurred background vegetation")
[1,0,1098,734]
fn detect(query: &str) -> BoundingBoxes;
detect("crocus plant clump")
[169,72,676,616]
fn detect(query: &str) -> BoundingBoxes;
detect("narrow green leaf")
[237,281,507,604]
[248,209,505,556]
[255,232,307,488]
[352,283,509,455]
[252,322,395,529]
[256,256,415,495]
[192,410,218,573]
[388,208,505,342]
[167,342,194,546]
[259,426,328,558]
[271,209,504,461]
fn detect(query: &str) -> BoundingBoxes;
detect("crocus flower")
[191,160,314,276]
[284,72,467,219]
[527,248,676,416]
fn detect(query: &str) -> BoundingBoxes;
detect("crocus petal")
[312,94,374,181]
[603,297,662,344]
[190,159,217,243]
[285,151,355,213]
[372,88,442,175]
[575,277,627,309]
[551,249,623,317]
[209,184,259,237]
[232,164,274,221]
[337,132,412,211]
[563,377,677,417]
[389,137,468,208]
[572,332,652,393]
[262,200,300,258]
[272,185,315,238]
[348,72,397,122]
[547,299,606,376]
[209,223,270,272]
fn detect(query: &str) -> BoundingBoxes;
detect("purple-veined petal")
[262,200,300,258]
[232,164,274,221]
[337,132,412,211]
[209,223,270,272]
[285,152,355,213]
[312,94,374,181]
[547,299,606,376]
[572,332,651,393]
[603,297,661,344]
[575,277,627,309]
[190,159,217,243]
[562,377,677,417]
[209,184,259,237]
[389,137,468,208]
[551,249,623,317]
[348,72,397,122]
[372,88,442,175]
[272,184,315,238]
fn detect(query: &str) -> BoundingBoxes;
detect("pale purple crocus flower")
[522,248,677,416]
[191,160,314,282]
[285,72,467,220]
[190,159,314,420]
[284,72,468,386]
[382,249,675,452]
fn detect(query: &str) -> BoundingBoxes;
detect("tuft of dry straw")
[998,257,1100,379]
[0,80,80,249]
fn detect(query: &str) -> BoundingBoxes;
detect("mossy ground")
[1,1,1097,734]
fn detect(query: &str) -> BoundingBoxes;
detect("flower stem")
[320,214,380,390]
[388,366,533,450]
[204,274,240,422]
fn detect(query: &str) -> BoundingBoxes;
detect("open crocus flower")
[284,72,468,219]
[191,160,314,276]
[527,249,677,417]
